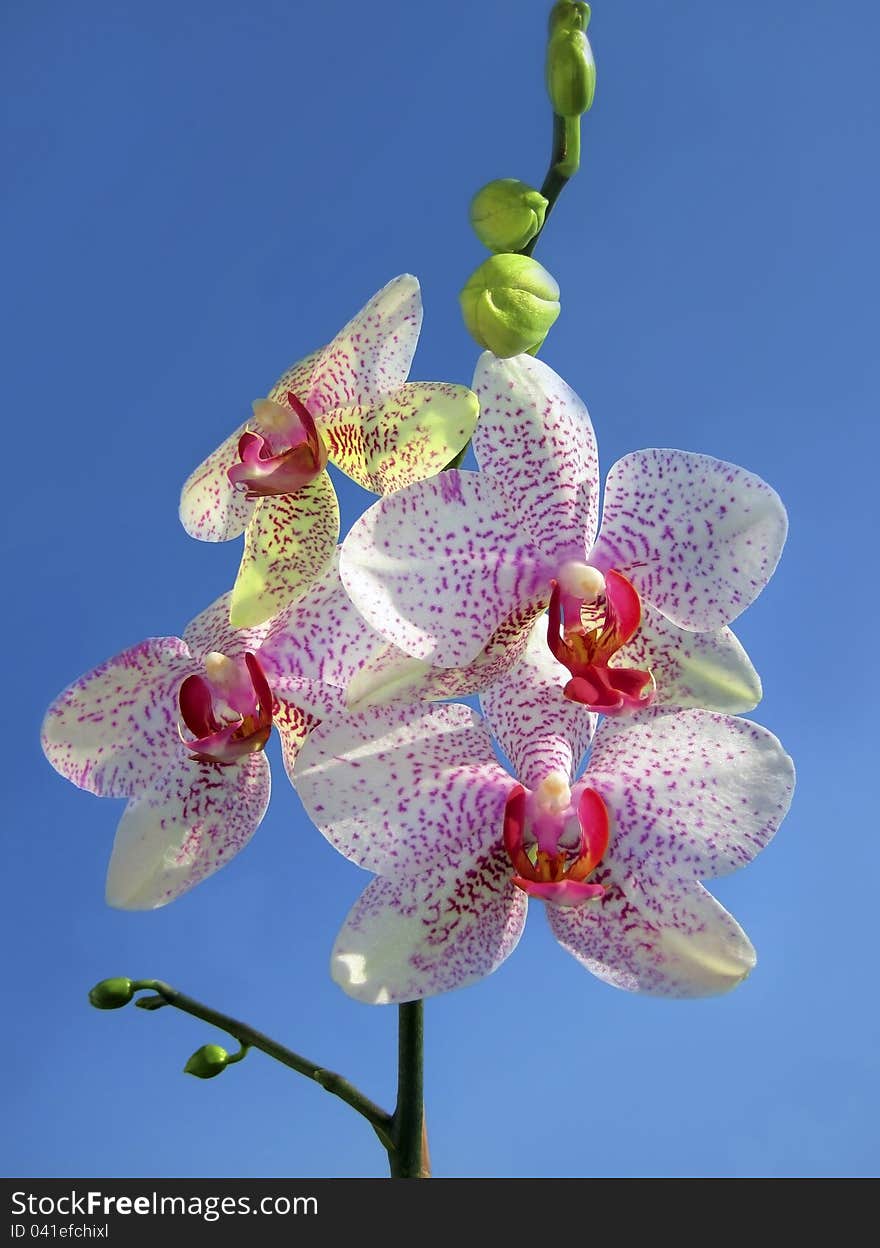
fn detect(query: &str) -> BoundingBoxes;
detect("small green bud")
[184,1044,229,1079]
[460,254,560,358]
[469,179,548,253]
[88,977,134,1010]
[546,5,596,117]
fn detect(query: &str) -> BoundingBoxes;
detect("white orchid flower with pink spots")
[180,275,479,628]
[39,595,328,910]
[293,631,794,1002]
[340,352,786,716]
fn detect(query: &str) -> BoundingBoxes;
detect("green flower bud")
[184,1044,229,1079]
[460,254,560,359]
[469,179,548,253]
[546,4,596,117]
[88,977,134,1010]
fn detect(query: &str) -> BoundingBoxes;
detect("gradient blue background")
[3,0,877,1178]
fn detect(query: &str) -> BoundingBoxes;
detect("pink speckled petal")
[344,602,544,709]
[274,694,323,788]
[586,708,795,881]
[331,846,528,1004]
[179,419,254,542]
[41,639,195,798]
[105,751,270,909]
[259,550,389,693]
[228,474,340,629]
[304,275,422,413]
[321,382,479,493]
[264,349,322,408]
[614,601,762,713]
[480,625,596,788]
[293,702,513,877]
[183,592,272,661]
[590,450,787,630]
[472,352,600,565]
[339,470,548,667]
[547,872,756,997]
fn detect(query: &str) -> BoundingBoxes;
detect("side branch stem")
[133,980,393,1151]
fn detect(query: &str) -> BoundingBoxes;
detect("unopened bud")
[460,254,560,359]
[470,179,548,253]
[184,1044,229,1079]
[547,4,596,117]
[88,977,134,1010]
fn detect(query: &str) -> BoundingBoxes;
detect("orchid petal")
[293,702,513,877]
[344,604,544,710]
[480,625,596,788]
[259,550,389,692]
[228,473,340,628]
[615,602,762,713]
[183,591,272,660]
[274,694,324,788]
[179,419,254,542]
[472,352,600,565]
[331,846,528,1004]
[105,752,270,909]
[587,708,795,881]
[590,450,787,630]
[547,872,756,997]
[321,382,479,493]
[339,470,548,666]
[302,275,422,413]
[41,639,194,798]
[264,349,323,409]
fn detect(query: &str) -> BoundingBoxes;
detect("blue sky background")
[3,0,878,1178]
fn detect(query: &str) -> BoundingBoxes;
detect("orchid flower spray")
[180,275,479,627]
[40,2,798,1182]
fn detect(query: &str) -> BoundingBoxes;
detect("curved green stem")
[131,980,394,1152]
[519,113,582,257]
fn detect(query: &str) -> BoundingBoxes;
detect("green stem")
[520,113,581,257]
[132,980,394,1152]
[389,1001,428,1177]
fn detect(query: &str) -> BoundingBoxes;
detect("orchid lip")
[227,393,329,499]
[179,651,275,765]
[547,570,655,715]
[502,782,610,909]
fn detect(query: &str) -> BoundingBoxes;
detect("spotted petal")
[480,625,596,789]
[41,639,194,798]
[344,602,544,710]
[547,872,756,997]
[293,702,513,877]
[321,382,479,493]
[105,751,270,909]
[589,450,787,631]
[339,470,548,667]
[614,602,762,713]
[301,275,422,413]
[179,419,255,542]
[183,592,272,661]
[332,846,528,1004]
[229,473,340,628]
[472,352,600,566]
[259,550,389,693]
[587,708,795,881]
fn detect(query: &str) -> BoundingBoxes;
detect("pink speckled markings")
[293,636,794,1004]
[180,275,479,628]
[340,352,784,715]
